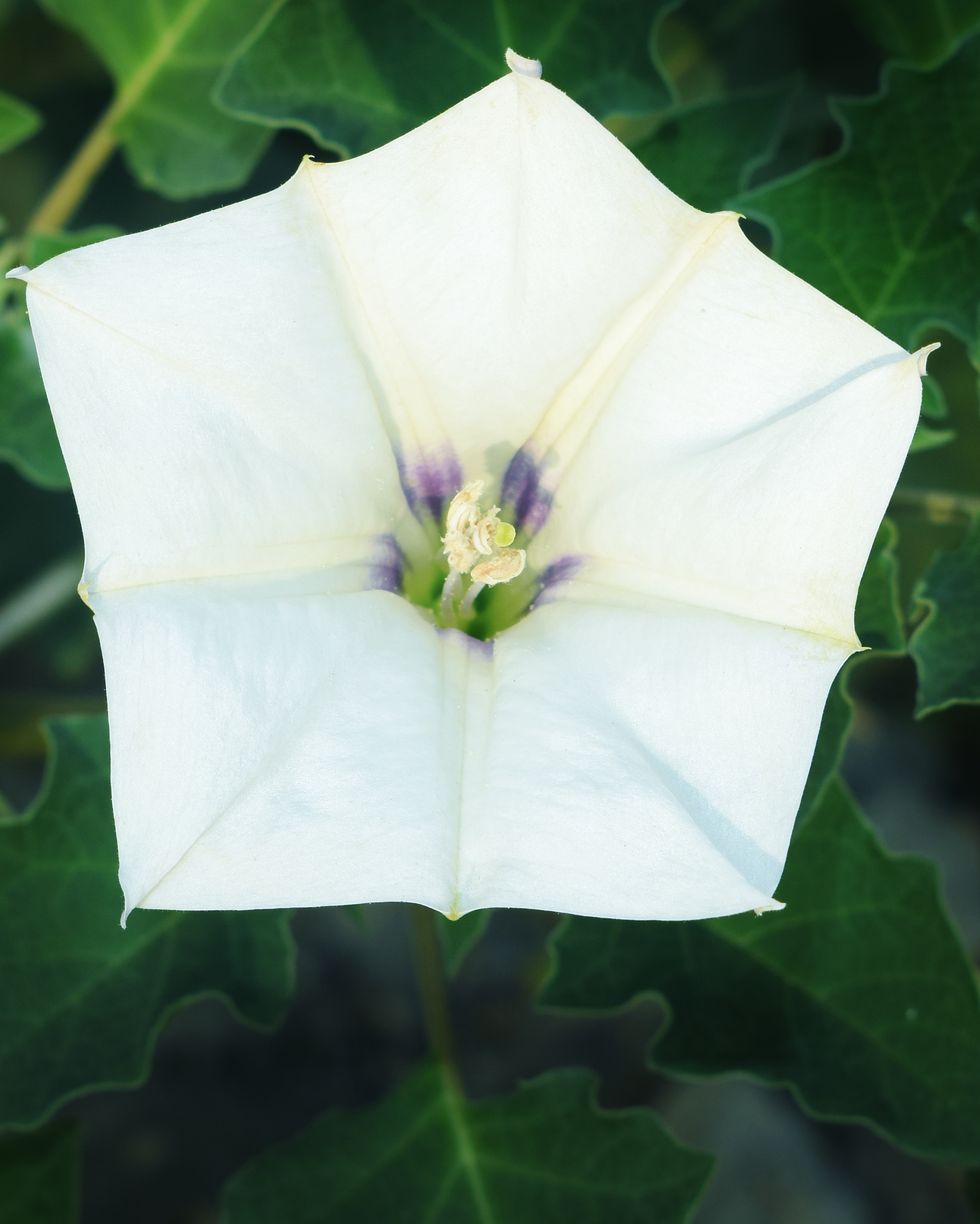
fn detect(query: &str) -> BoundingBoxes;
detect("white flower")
[13,51,929,924]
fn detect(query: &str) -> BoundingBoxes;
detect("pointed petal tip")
[120,880,137,929]
[505,48,543,79]
[913,341,941,376]
[4,265,29,282]
[753,898,785,916]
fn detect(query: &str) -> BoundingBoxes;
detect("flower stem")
[409,905,463,1094]
[26,103,120,235]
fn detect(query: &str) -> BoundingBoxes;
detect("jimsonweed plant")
[1,8,978,1222]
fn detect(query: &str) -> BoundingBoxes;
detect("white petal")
[24,170,411,594]
[529,221,922,645]
[93,579,460,919]
[306,73,713,475]
[455,598,849,919]
[23,63,923,924]
[97,569,822,921]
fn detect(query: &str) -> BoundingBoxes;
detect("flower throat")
[395,478,541,641]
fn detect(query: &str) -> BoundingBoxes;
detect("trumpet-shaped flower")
[15,51,928,924]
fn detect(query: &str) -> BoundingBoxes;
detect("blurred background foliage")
[1,1,979,1221]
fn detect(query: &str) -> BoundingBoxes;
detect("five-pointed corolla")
[13,50,931,924]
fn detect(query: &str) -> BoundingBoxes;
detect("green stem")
[0,554,82,656]
[410,905,463,1094]
[26,103,119,236]
[25,0,215,236]
[0,114,113,308]
[0,106,117,307]
[891,487,980,524]
[410,908,493,1216]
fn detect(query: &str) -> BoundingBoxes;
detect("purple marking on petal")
[369,533,406,593]
[436,626,495,658]
[539,553,583,591]
[500,446,553,534]
[398,448,464,520]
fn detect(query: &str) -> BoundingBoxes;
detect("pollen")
[472,548,525,586]
[441,479,527,620]
[445,479,484,536]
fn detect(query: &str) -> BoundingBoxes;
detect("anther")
[442,478,527,606]
[471,548,525,586]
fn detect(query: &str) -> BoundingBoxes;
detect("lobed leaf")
[855,518,905,653]
[846,0,980,67]
[738,37,980,350]
[217,0,675,156]
[0,716,296,1129]
[223,1064,712,1223]
[0,318,68,489]
[798,674,853,820]
[800,517,904,818]
[909,513,980,714]
[542,781,980,1165]
[628,83,791,211]
[39,0,272,197]
[1,228,121,489]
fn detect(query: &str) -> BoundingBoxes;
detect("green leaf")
[0,92,40,155]
[798,671,853,821]
[223,1064,712,1223]
[855,518,905,652]
[218,0,675,157]
[1,228,121,489]
[909,513,980,714]
[542,780,980,1165]
[919,374,948,420]
[25,226,123,266]
[437,910,490,976]
[0,716,296,1128]
[846,0,980,67]
[39,0,272,197]
[0,318,68,489]
[0,1124,80,1224]
[910,422,955,453]
[628,84,791,211]
[800,517,903,817]
[738,38,980,349]
[910,365,955,454]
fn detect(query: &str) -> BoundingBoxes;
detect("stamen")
[471,548,525,586]
[444,534,479,574]
[459,581,485,618]
[472,508,503,555]
[440,568,462,620]
[445,480,484,535]
[441,478,527,624]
